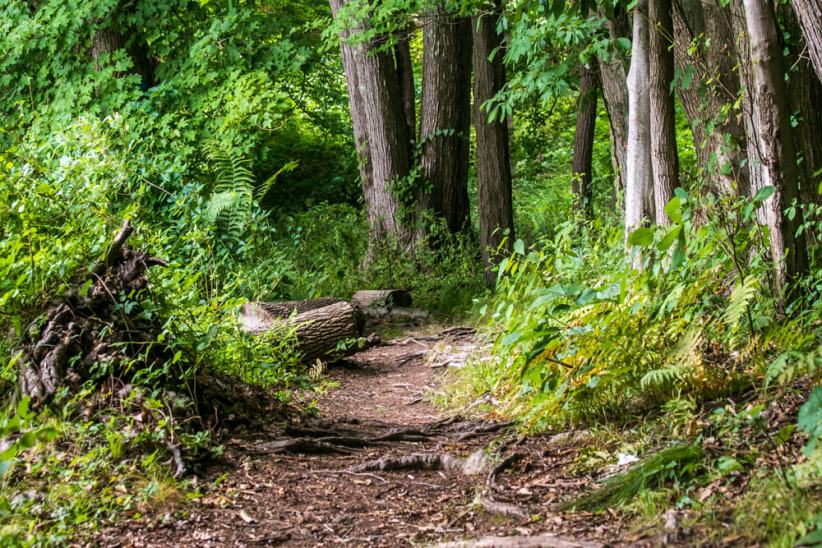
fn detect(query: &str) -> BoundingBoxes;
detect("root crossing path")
[101,328,628,547]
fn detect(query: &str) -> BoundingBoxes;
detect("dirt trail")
[99,328,629,547]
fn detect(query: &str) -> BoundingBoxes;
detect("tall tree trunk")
[474,0,515,286]
[780,5,822,206]
[672,0,749,196]
[395,32,417,158]
[419,7,473,235]
[649,0,680,224]
[625,0,655,243]
[572,60,599,218]
[598,7,630,207]
[741,0,808,294]
[91,2,155,88]
[329,0,414,253]
[790,0,822,82]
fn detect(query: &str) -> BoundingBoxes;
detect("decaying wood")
[258,298,344,319]
[240,301,365,363]
[18,220,168,404]
[351,289,412,309]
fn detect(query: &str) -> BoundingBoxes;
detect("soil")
[95,327,640,547]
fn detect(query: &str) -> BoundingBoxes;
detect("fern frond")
[723,274,759,333]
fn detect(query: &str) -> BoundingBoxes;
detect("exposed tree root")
[478,495,528,519]
[256,438,356,455]
[351,453,464,473]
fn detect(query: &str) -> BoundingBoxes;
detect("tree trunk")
[572,60,599,218]
[741,0,809,294]
[474,0,515,286]
[598,7,630,207]
[419,7,473,236]
[672,0,749,196]
[329,0,414,253]
[625,0,655,242]
[395,32,417,158]
[91,2,155,88]
[781,5,822,206]
[790,0,822,83]
[649,0,680,224]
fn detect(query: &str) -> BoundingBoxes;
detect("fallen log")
[259,298,344,319]
[240,301,364,363]
[351,289,412,309]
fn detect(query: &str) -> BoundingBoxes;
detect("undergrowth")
[439,188,822,544]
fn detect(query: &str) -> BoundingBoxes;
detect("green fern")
[205,143,255,244]
[722,274,759,344]
[641,327,701,391]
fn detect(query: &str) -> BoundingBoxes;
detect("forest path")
[100,327,630,547]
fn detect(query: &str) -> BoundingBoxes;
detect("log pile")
[17,220,169,405]
[241,288,430,363]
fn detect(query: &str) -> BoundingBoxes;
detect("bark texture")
[329,0,414,252]
[625,0,655,241]
[598,8,630,204]
[672,0,749,196]
[649,0,680,223]
[572,60,599,218]
[474,1,515,285]
[419,7,473,235]
[790,0,822,82]
[395,32,417,158]
[741,0,808,293]
[241,302,364,363]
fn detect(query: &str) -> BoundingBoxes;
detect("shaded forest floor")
[95,327,700,547]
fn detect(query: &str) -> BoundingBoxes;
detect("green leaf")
[664,196,683,224]
[657,226,682,252]
[752,185,775,204]
[513,239,525,256]
[628,227,654,248]
[797,387,822,455]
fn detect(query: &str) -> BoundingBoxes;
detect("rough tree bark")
[241,301,364,363]
[741,0,809,294]
[790,0,822,82]
[649,0,680,224]
[598,7,630,206]
[474,0,515,285]
[572,60,599,218]
[625,0,655,242]
[329,0,414,253]
[780,5,822,206]
[419,6,473,235]
[672,0,749,196]
[395,31,417,159]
